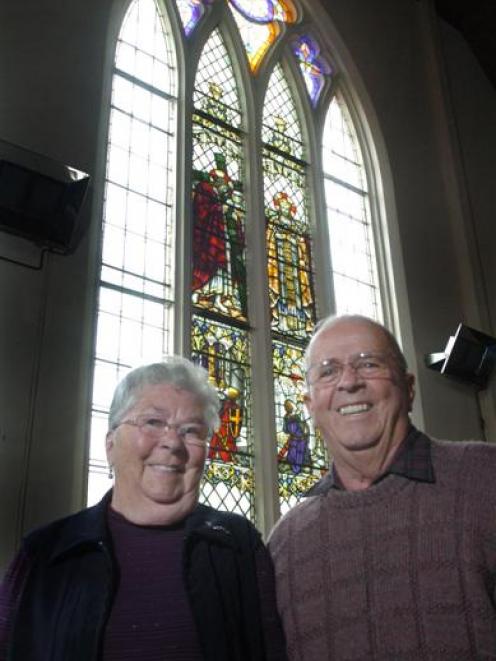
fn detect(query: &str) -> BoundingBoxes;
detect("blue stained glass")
[292,34,332,106]
[176,0,213,36]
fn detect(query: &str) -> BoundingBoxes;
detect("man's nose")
[336,362,363,389]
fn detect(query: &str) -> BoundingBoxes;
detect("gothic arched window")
[88,0,391,534]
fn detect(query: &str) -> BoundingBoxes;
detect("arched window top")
[193,28,242,129]
[323,94,367,193]
[262,63,303,161]
[117,0,177,95]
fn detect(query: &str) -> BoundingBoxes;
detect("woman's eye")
[145,418,165,428]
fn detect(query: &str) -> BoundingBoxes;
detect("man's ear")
[405,373,415,412]
[303,390,313,415]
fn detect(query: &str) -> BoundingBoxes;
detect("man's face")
[304,320,414,463]
[106,383,207,521]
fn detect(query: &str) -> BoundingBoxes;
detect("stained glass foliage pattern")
[273,341,328,515]
[228,0,297,72]
[191,31,253,519]
[292,34,332,107]
[323,95,383,321]
[191,316,254,520]
[176,0,213,36]
[262,64,323,509]
[88,0,177,505]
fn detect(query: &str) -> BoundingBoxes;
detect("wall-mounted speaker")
[0,139,90,254]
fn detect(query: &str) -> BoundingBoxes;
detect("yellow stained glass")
[228,0,296,72]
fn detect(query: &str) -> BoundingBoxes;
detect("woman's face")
[106,383,208,525]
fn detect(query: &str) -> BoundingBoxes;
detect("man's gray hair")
[305,314,408,372]
[108,357,220,433]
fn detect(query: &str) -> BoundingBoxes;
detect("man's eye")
[320,364,339,378]
[357,359,381,370]
[144,418,165,429]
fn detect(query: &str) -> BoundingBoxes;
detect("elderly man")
[269,314,496,660]
[1,357,287,661]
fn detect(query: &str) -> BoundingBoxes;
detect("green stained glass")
[191,315,254,519]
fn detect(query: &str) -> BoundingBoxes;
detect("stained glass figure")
[191,316,254,519]
[227,0,296,72]
[292,34,332,106]
[191,31,247,320]
[262,63,325,511]
[266,191,314,336]
[272,341,328,513]
[262,65,313,338]
[191,29,253,520]
[175,0,213,36]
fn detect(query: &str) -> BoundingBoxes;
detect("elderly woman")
[0,357,287,661]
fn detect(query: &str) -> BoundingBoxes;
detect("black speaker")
[0,139,90,254]
[425,323,496,389]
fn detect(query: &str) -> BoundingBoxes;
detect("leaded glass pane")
[191,32,246,319]
[227,0,296,72]
[88,0,177,505]
[273,341,328,514]
[263,65,311,337]
[263,64,326,508]
[291,34,332,107]
[323,95,382,321]
[191,30,254,520]
[191,316,254,519]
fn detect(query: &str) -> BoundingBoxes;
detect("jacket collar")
[48,494,238,564]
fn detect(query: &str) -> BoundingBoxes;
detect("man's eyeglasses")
[306,352,394,386]
[115,415,209,448]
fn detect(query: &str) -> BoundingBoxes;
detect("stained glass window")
[88,0,177,504]
[262,64,328,513]
[323,94,383,321]
[292,34,332,106]
[189,29,254,519]
[176,0,213,36]
[228,0,296,72]
[91,0,392,530]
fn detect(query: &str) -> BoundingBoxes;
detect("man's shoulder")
[430,436,496,461]
[429,435,496,488]
[268,495,320,548]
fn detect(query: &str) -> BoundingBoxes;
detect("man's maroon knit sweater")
[269,436,496,660]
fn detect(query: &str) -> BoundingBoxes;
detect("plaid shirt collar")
[306,425,435,496]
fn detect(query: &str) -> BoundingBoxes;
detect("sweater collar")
[306,426,435,496]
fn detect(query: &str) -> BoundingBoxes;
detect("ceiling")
[434,0,496,88]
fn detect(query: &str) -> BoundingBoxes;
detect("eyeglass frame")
[113,414,210,448]
[305,351,399,387]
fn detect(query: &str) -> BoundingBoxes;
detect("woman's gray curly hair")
[108,357,220,434]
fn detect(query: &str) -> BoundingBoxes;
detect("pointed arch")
[190,27,255,520]
[88,0,178,503]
